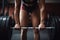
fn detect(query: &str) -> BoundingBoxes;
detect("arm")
[14,0,21,24]
[39,0,47,28]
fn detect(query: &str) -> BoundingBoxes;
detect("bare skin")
[20,4,30,40]
[4,7,8,16]
[14,0,47,40]
[39,0,47,28]
[14,0,21,29]
[31,8,40,40]
[20,0,46,40]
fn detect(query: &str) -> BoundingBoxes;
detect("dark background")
[0,0,60,40]
[0,0,60,18]
[0,0,60,16]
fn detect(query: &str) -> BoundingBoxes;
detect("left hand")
[38,23,45,29]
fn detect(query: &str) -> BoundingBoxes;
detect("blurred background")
[0,0,60,18]
[0,0,60,40]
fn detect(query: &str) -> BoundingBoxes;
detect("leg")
[21,29,27,40]
[31,7,40,40]
[20,5,29,40]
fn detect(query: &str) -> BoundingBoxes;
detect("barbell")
[0,16,15,30]
[0,16,55,30]
[0,0,57,30]
[11,27,55,30]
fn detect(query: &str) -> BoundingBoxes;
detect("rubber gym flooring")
[11,29,55,40]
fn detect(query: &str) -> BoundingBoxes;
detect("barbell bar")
[11,27,55,30]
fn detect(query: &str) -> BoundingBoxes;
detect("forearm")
[39,0,47,24]
[14,0,21,24]
[40,6,47,23]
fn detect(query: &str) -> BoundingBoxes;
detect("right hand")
[14,23,21,30]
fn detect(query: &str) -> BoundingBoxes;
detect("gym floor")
[11,29,55,40]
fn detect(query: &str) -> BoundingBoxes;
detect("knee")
[20,23,29,27]
[21,29,27,34]
[20,20,30,27]
[34,29,39,34]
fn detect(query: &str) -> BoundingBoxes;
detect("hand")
[14,23,21,30]
[38,23,45,30]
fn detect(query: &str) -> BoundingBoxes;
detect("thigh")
[31,7,40,27]
[20,5,29,27]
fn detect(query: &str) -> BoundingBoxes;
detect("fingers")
[38,23,45,30]
[14,24,21,30]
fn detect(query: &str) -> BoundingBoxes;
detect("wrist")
[40,20,45,24]
[15,21,20,24]
[40,19,47,24]
[15,23,20,25]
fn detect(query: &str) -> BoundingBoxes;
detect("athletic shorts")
[21,3,38,13]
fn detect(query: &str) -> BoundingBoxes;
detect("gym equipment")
[0,0,15,30]
[0,0,59,31]
[0,0,15,40]
[0,16,15,30]
[11,27,55,30]
[11,15,60,40]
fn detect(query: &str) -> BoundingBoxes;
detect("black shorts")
[22,3,38,13]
